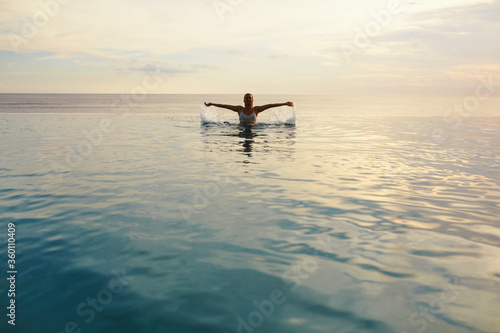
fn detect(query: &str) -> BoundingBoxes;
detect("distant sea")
[0,94,499,333]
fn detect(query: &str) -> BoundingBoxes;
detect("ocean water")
[0,94,499,333]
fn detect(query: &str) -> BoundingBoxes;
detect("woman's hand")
[286,101,294,107]
[204,102,212,107]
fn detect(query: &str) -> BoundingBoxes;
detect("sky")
[0,0,499,94]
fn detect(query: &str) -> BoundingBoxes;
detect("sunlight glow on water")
[0,95,499,333]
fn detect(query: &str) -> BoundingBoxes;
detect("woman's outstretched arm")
[255,102,294,114]
[204,102,241,112]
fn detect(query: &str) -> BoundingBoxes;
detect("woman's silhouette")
[205,93,294,125]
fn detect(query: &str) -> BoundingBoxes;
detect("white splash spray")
[200,104,297,125]
[266,106,298,125]
[200,105,221,123]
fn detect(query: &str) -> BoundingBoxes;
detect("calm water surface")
[0,94,499,333]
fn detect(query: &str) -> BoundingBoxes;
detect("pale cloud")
[320,62,341,66]
[269,52,289,60]
[445,63,500,80]
[360,40,430,59]
[0,0,498,93]
[296,75,318,79]
[404,0,495,12]
[0,81,10,91]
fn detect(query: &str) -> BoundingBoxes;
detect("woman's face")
[244,94,253,105]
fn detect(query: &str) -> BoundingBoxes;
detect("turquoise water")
[0,94,499,333]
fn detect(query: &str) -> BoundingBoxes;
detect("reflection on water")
[196,116,500,332]
[239,125,257,156]
[201,123,296,163]
[1,114,499,333]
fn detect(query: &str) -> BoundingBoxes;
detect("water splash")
[200,104,297,125]
[200,105,221,123]
[266,106,298,125]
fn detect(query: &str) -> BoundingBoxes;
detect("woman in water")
[204,93,294,125]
